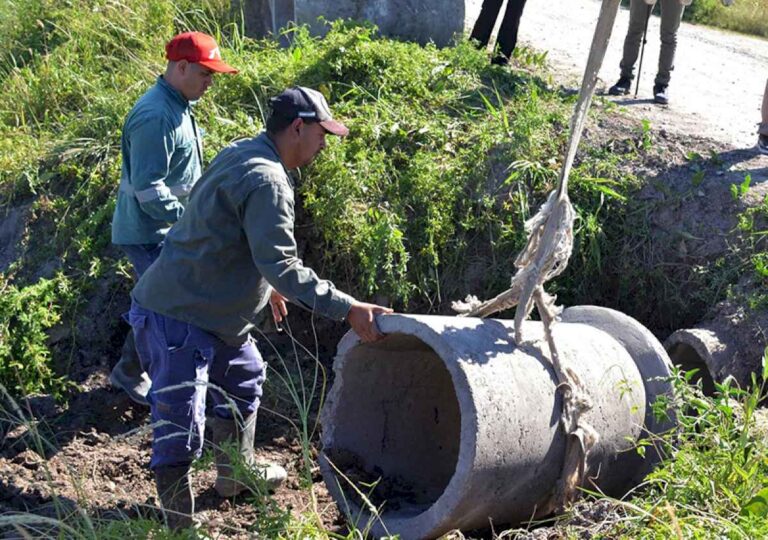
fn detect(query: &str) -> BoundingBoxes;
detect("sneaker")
[758,134,768,155]
[653,84,669,105]
[608,76,631,96]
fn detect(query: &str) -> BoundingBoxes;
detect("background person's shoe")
[608,76,631,96]
[491,54,509,66]
[758,134,768,155]
[653,84,669,105]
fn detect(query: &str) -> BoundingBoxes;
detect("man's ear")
[176,59,189,75]
[291,117,303,136]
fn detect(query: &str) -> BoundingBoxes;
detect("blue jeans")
[128,300,266,469]
[118,243,163,277]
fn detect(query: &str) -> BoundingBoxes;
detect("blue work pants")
[128,300,266,469]
[118,243,163,276]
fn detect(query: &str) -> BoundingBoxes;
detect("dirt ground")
[3,4,768,538]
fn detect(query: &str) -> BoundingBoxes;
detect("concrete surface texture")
[247,0,483,46]
[319,307,675,539]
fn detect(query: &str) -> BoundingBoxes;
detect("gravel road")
[489,0,768,148]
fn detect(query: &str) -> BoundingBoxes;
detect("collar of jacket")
[156,75,195,109]
[261,132,292,177]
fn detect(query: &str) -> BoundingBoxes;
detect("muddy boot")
[210,412,287,497]
[154,464,194,531]
[109,331,151,406]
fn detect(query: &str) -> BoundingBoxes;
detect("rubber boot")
[210,412,287,497]
[109,331,151,406]
[154,464,194,531]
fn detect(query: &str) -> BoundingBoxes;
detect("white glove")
[643,0,656,5]
[679,0,692,5]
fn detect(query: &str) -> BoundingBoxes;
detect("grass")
[0,0,581,398]
[620,0,768,38]
[605,361,768,538]
[683,0,768,38]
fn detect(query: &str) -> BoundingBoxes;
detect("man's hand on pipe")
[347,301,393,343]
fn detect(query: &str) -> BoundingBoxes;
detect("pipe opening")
[666,342,716,395]
[324,333,461,517]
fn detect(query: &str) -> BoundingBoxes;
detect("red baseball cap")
[165,32,238,74]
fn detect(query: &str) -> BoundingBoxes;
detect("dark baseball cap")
[269,86,349,137]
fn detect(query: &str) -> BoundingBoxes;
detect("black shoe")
[491,54,509,66]
[608,76,631,96]
[653,84,669,105]
[758,134,768,156]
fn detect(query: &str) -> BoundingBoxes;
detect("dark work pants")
[619,0,685,86]
[128,300,266,469]
[470,0,529,61]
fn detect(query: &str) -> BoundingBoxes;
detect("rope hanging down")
[453,0,622,513]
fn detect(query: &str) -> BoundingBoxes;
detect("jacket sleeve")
[242,178,354,321]
[126,116,185,223]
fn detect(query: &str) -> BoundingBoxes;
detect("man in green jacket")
[110,32,237,405]
[129,86,392,529]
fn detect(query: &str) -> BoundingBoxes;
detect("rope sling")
[453,0,622,513]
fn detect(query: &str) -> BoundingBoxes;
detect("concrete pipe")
[319,306,675,539]
[664,290,768,391]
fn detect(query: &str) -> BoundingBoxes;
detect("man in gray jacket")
[129,86,392,529]
[110,32,237,405]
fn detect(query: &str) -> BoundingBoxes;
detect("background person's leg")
[760,79,768,135]
[110,243,163,405]
[494,0,529,63]
[758,79,768,153]
[620,0,654,81]
[470,0,504,50]
[655,0,685,87]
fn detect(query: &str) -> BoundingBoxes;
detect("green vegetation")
[605,362,768,538]
[684,0,768,38]
[0,0,645,398]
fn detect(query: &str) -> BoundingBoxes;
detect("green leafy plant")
[730,174,752,200]
[601,354,768,538]
[0,274,74,398]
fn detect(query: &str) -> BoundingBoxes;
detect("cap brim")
[319,119,349,137]
[198,59,239,74]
